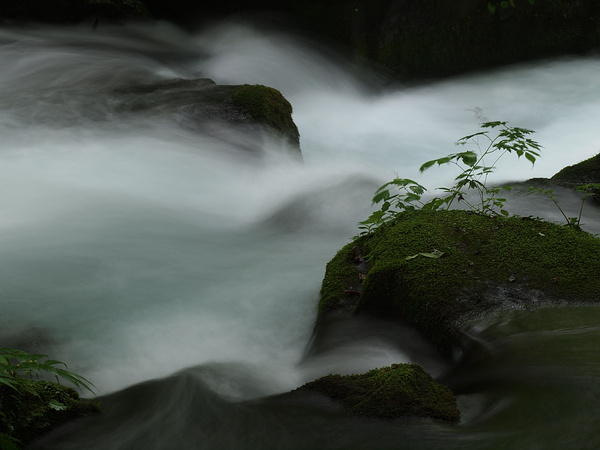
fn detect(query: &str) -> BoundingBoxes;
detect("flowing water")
[0,19,599,449]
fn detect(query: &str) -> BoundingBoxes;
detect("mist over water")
[2,19,600,449]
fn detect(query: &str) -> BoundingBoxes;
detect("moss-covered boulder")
[231,84,300,149]
[318,209,600,356]
[113,79,301,158]
[551,153,600,200]
[0,381,101,448]
[298,363,459,422]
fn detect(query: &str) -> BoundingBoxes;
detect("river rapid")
[1,19,600,449]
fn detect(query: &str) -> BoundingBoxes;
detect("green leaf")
[0,347,96,394]
[0,373,20,391]
[404,193,421,202]
[458,131,488,141]
[409,184,426,195]
[435,156,452,165]
[419,160,437,172]
[460,151,478,167]
[0,432,21,450]
[481,121,506,129]
[406,249,445,260]
[372,189,390,204]
[48,400,68,411]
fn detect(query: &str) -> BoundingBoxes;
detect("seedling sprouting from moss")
[526,183,600,228]
[358,121,542,236]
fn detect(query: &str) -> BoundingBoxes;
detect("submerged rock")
[298,363,459,422]
[318,210,600,357]
[112,78,302,158]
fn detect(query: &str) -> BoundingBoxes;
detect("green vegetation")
[549,152,600,215]
[526,183,600,228]
[1,348,94,394]
[358,120,542,236]
[552,152,600,184]
[321,120,600,354]
[0,434,19,450]
[0,348,100,449]
[359,120,597,233]
[299,363,459,422]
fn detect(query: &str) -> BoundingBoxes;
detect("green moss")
[318,210,600,354]
[0,381,101,447]
[318,242,365,317]
[300,363,459,422]
[551,153,600,186]
[231,84,300,148]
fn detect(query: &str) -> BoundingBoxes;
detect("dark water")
[1,19,599,450]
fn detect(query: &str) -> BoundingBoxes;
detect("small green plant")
[1,348,97,448]
[358,121,542,236]
[0,432,20,450]
[526,183,600,228]
[0,348,94,395]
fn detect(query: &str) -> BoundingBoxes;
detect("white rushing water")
[1,20,599,400]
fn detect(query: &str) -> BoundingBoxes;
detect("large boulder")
[112,79,302,158]
[318,209,600,357]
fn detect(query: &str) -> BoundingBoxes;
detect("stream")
[1,19,599,449]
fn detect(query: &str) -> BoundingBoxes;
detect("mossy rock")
[231,84,301,150]
[299,363,459,422]
[318,210,600,356]
[113,79,301,158]
[0,381,101,447]
[551,153,600,200]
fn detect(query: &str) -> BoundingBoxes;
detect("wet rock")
[318,210,600,357]
[112,78,301,158]
[551,152,600,202]
[297,363,459,422]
